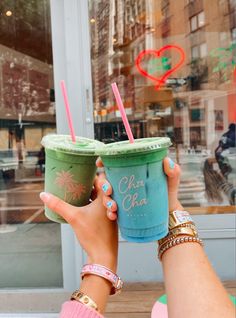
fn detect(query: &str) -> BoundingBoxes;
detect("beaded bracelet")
[158,236,203,260]
[158,225,198,247]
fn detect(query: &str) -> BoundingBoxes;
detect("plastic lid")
[41,134,104,156]
[98,137,171,156]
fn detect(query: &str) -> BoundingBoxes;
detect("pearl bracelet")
[158,236,203,260]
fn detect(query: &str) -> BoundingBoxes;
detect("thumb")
[39,192,79,224]
[163,157,181,193]
[163,157,183,211]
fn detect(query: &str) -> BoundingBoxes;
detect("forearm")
[162,239,234,318]
[60,256,117,317]
[80,275,112,314]
[59,274,111,318]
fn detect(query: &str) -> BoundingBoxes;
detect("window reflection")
[0,0,62,288]
[89,0,236,211]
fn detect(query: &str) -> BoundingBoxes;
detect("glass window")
[0,0,62,288]
[190,11,205,32]
[190,15,197,31]
[89,0,236,214]
[232,28,236,42]
[200,42,207,57]
[198,11,205,27]
[191,45,199,59]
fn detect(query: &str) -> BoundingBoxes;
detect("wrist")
[88,254,117,273]
[169,201,184,212]
[80,275,111,314]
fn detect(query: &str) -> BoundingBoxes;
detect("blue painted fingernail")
[107,201,113,208]
[169,158,175,169]
[102,183,109,193]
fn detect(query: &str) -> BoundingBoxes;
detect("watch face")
[174,210,193,223]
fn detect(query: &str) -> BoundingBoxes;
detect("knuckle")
[51,197,63,212]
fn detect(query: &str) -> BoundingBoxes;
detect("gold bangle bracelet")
[169,226,198,237]
[158,236,203,261]
[71,290,99,312]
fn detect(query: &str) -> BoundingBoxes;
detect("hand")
[39,177,118,272]
[97,157,183,220]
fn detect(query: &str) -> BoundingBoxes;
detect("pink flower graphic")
[68,183,86,200]
[54,169,86,201]
[55,170,73,188]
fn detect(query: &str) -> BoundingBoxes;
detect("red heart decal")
[135,45,186,90]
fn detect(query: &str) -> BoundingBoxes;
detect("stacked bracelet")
[158,210,203,260]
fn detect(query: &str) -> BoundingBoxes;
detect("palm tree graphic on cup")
[54,170,86,202]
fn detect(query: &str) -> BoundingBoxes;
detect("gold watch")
[169,210,194,230]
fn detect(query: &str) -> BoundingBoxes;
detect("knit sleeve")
[59,301,104,318]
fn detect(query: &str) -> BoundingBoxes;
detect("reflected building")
[90,0,236,153]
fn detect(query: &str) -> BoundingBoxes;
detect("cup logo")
[118,175,147,212]
[54,170,86,201]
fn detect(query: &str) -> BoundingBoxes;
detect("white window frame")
[0,0,94,312]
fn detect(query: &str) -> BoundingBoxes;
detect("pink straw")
[111,83,134,143]
[60,80,76,142]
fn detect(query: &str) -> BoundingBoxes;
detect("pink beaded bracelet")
[81,264,123,295]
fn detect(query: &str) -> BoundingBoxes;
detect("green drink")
[41,134,103,223]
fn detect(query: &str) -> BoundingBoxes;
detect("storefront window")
[0,0,63,288]
[89,0,236,213]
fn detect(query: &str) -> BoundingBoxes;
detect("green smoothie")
[41,134,103,223]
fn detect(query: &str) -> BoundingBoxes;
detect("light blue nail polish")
[107,201,113,208]
[102,183,109,193]
[169,158,175,169]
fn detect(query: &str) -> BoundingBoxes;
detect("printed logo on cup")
[54,170,86,202]
[118,175,148,212]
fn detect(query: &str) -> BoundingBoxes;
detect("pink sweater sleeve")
[59,301,104,318]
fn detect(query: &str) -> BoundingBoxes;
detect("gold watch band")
[71,290,98,311]
[169,226,198,237]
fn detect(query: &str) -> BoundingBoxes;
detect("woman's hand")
[97,157,183,220]
[39,177,118,272]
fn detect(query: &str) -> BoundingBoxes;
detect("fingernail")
[102,183,109,193]
[169,158,175,169]
[39,192,51,203]
[106,201,113,209]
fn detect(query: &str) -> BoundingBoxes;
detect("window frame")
[190,11,205,32]
[0,0,94,312]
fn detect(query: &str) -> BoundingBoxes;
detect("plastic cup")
[41,134,103,223]
[98,137,172,243]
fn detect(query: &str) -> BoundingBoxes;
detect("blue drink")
[98,137,171,243]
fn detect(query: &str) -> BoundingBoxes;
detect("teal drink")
[98,137,171,243]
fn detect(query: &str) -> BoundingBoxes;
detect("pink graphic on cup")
[55,170,86,201]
